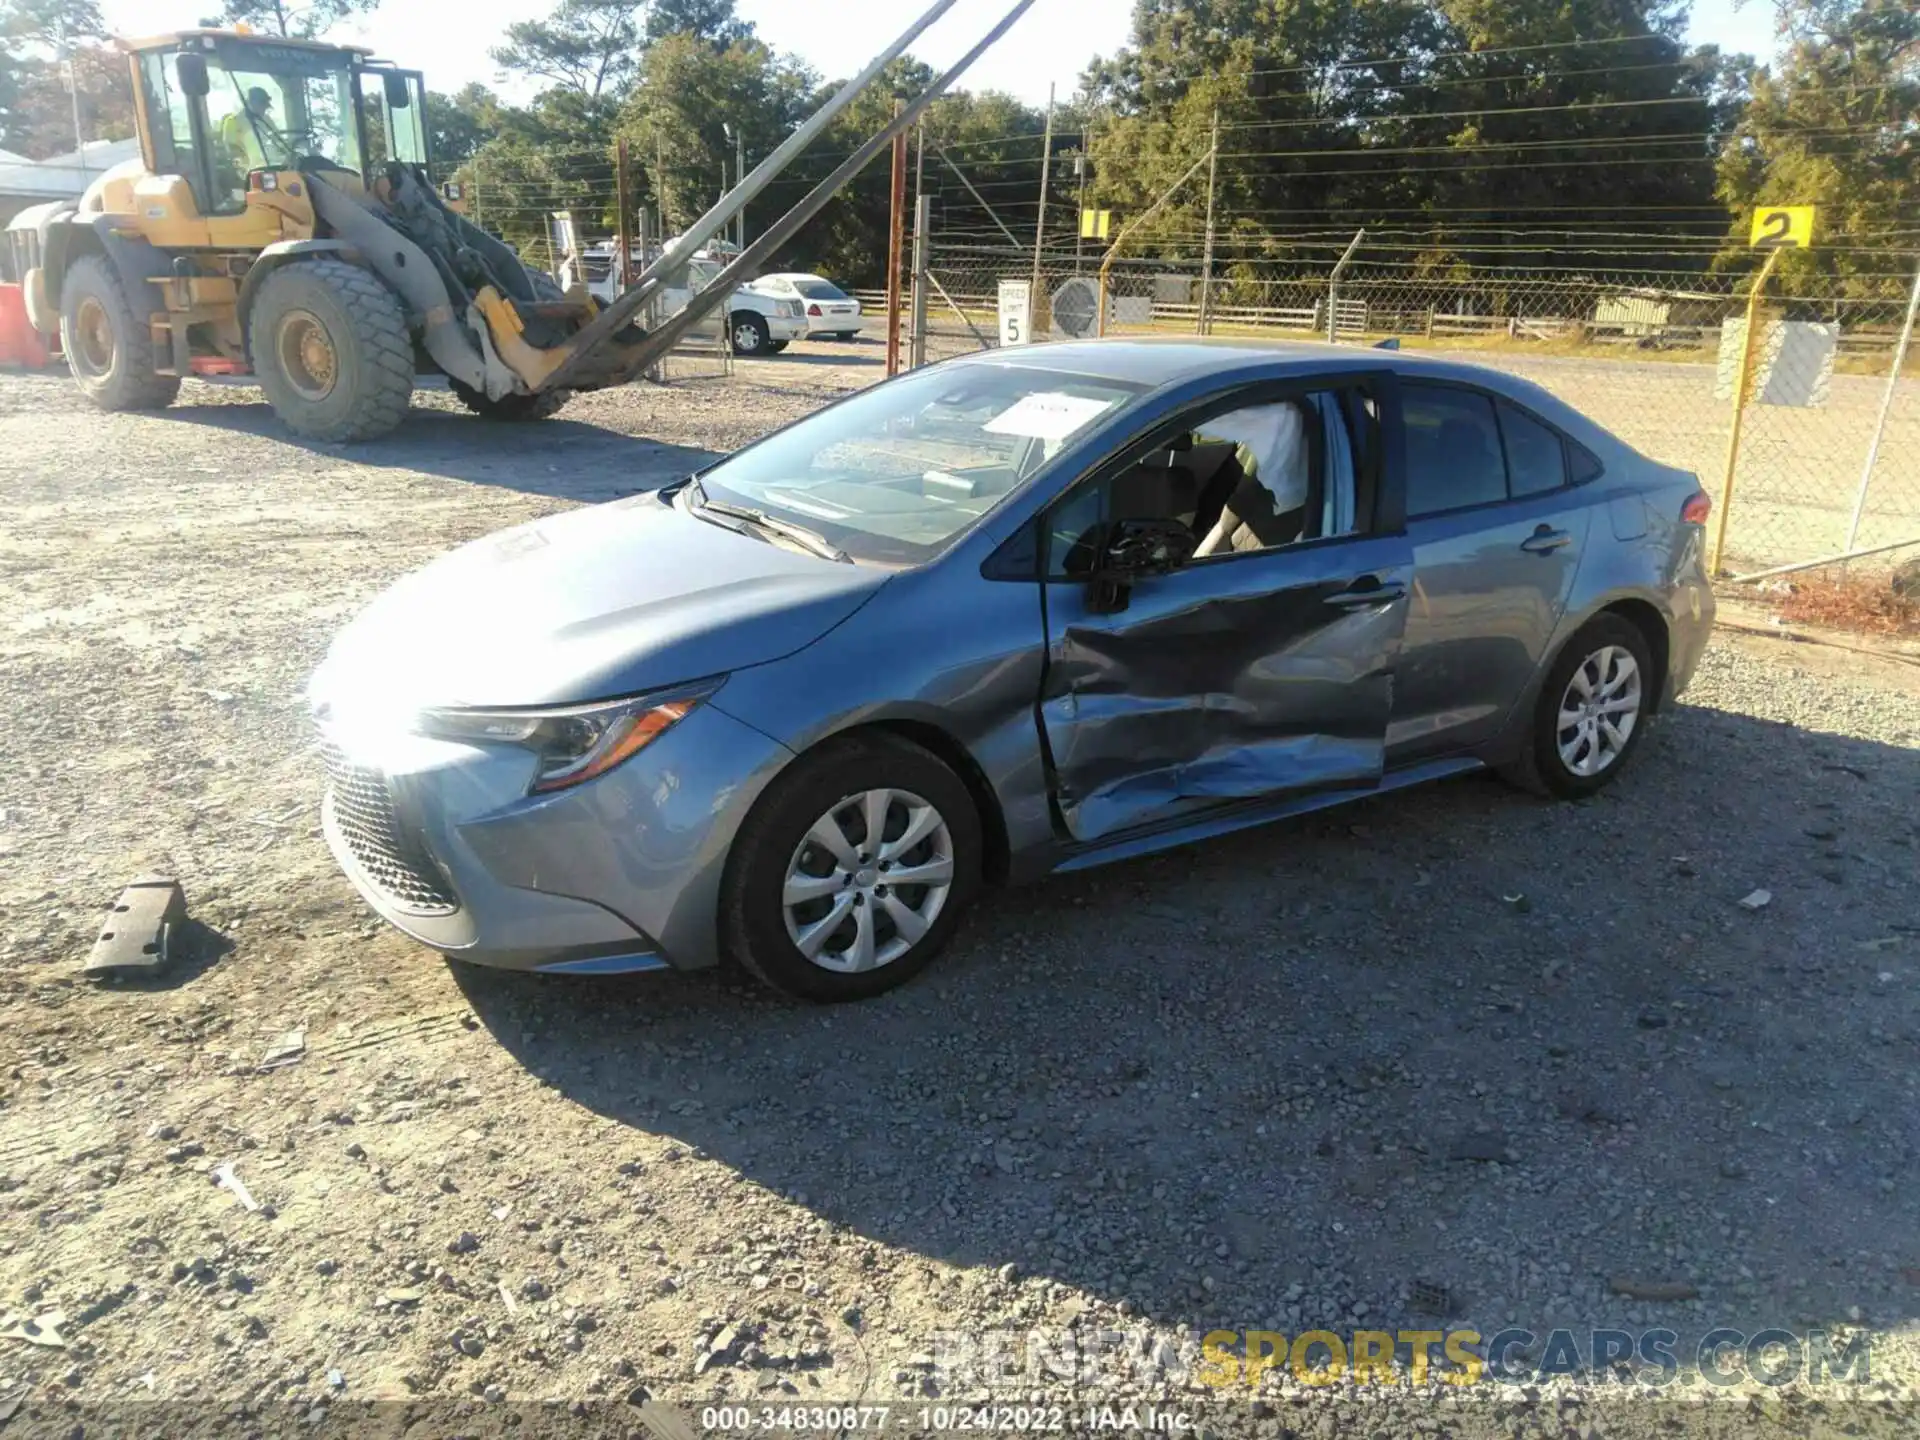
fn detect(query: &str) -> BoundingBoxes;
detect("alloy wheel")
[782,787,954,973]
[1557,644,1641,777]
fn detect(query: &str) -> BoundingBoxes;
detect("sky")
[99,0,1782,106]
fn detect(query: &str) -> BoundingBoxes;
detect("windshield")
[694,365,1142,566]
[207,39,362,178]
[792,279,849,300]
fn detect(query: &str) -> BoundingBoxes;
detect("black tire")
[448,378,573,421]
[721,732,982,1003]
[832,331,859,342]
[248,258,413,442]
[729,311,771,357]
[58,254,179,412]
[767,340,790,354]
[1501,614,1656,800]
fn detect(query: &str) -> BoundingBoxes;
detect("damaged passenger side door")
[1038,372,1413,844]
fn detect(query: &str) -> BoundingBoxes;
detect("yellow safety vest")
[220,111,266,171]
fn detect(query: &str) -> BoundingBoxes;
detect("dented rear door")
[1039,532,1413,844]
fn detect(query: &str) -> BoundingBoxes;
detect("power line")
[1119,30,1736,89]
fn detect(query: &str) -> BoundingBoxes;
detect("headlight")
[415,684,714,793]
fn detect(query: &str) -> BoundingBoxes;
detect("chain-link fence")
[916,242,1920,581]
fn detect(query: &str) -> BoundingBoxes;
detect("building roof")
[0,138,142,200]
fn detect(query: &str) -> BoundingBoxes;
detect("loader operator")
[219,86,277,173]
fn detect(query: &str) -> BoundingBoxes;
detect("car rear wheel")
[1503,614,1655,799]
[721,732,981,1002]
[832,331,859,342]
[730,312,771,356]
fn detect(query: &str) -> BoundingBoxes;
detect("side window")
[1046,476,1106,578]
[1497,401,1567,497]
[1045,387,1368,577]
[1402,384,1506,517]
[1568,442,1604,485]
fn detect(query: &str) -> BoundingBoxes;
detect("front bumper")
[319,702,793,974]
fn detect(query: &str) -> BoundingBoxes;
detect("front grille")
[320,742,459,915]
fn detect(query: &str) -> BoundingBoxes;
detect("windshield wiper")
[687,478,850,563]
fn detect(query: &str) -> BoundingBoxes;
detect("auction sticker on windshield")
[984,392,1118,441]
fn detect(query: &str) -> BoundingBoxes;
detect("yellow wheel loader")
[3,4,1038,443]
[5,29,645,441]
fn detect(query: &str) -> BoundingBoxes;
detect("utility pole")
[735,126,747,251]
[615,137,633,288]
[655,133,668,235]
[1073,119,1090,275]
[57,20,84,167]
[886,98,908,375]
[913,112,926,227]
[1030,82,1054,304]
[910,193,931,369]
[1199,110,1219,335]
[911,113,927,361]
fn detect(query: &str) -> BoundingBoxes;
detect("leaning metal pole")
[1840,253,1920,557]
[545,0,967,379]
[1326,228,1364,343]
[570,0,1044,385]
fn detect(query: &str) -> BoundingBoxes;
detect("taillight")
[1681,492,1712,524]
[808,303,822,316]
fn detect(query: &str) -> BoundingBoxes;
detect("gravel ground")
[2,345,1919,1437]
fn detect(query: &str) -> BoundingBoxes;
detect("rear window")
[792,279,850,300]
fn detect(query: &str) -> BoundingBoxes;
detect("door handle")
[1521,526,1572,555]
[1324,576,1407,608]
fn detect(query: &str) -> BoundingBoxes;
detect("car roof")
[952,336,1493,385]
[947,337,1616,450]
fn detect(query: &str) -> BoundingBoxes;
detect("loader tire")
[249,259,413,442]
[59,254,179,412]
[449,378,574,422]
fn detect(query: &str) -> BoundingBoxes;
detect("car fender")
[710,563,1054,880]
[1475,580,1682,770]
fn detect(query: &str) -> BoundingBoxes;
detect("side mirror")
[176,54,210,99]
[1102,516,1195,577]
[383,72,411,109]
[1086,516,1194,613]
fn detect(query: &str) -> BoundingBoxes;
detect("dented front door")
[1040,534,1413,843]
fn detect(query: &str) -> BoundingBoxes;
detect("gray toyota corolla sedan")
[309,339,1714,1000]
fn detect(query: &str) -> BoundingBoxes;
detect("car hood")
[313,493,886,713]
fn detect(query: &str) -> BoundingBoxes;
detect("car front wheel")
[721,732,980,1001]
[1503,613,1655,799]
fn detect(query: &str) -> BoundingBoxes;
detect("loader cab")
[124,30,430,220]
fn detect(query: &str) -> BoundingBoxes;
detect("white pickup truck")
[560,242,807,357]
